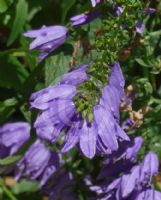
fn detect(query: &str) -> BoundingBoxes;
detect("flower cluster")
[90,137,161,199]
[0,1,159,199]
[30,62,129,158]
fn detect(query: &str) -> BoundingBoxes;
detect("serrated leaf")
[0,155,21,165]
[7,0,28,46]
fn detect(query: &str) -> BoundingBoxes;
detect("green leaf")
[0,0,8,13]
[20,104,31,123]
[12,179,39,194]
[61,0,75,23]
[0,55,28,90]
[7,0,28,46]
[0,98,18,123]
[45,52,70,86]
[0,155,21,165]
[135,58,149,67]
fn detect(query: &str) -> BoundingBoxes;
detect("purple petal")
[91,0,101,7]
[60,64,89,85]
[30,84,76,110]
[79,120,97,159]
[121,165,140,198]
[94,105,118,151]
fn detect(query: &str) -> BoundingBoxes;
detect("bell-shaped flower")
[15,140,59,187]
[70,10,100,27]
[24,25,68,61]
[0,122,30,156]
[42,169,78,200]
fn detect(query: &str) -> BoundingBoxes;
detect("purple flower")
[91,0,101,7]
[32,62,128,158]
[113,4,124,17]
[0,122,30,157]
[70,10,100,27]
[136,21,144,35]
[98,136,143,180]
[15,140,59,187]
[90,151,161,200]
[24,25,68,62]
[42,169,78,200]
[145,8,156,14]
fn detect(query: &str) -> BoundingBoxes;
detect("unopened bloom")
[24,25,68,62]
[113,3,124,16]
[91,0,101,7]
[0,122,30,157]
[145,8,156,14]
[136,20,144,35]
[15,140,59,187]
[70,10,100,27]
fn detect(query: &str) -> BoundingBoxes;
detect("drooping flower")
[91,0,101,7]
[31,62,129,159]
[0,122,30,157]
[98,136,143,180]
[15,140,59,187]
[24,25,68,62]
[70,10,100,27]
[90,150,161,200]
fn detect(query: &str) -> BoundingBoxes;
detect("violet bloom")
[24,25,68,62]
[90,152,161,200]
[91,0,101,7]
[43,170,78,200]
[145,8,156,14]
[113,3,124,17]
[0,122,30,157]
[136,20,144,35]
[98,136,143,180]
[15,140,59,187]
[32,62,129,159]
[70,10,100,27]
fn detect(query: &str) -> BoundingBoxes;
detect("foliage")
[0,0,161,199]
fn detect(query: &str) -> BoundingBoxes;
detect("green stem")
[0,178,17,200]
